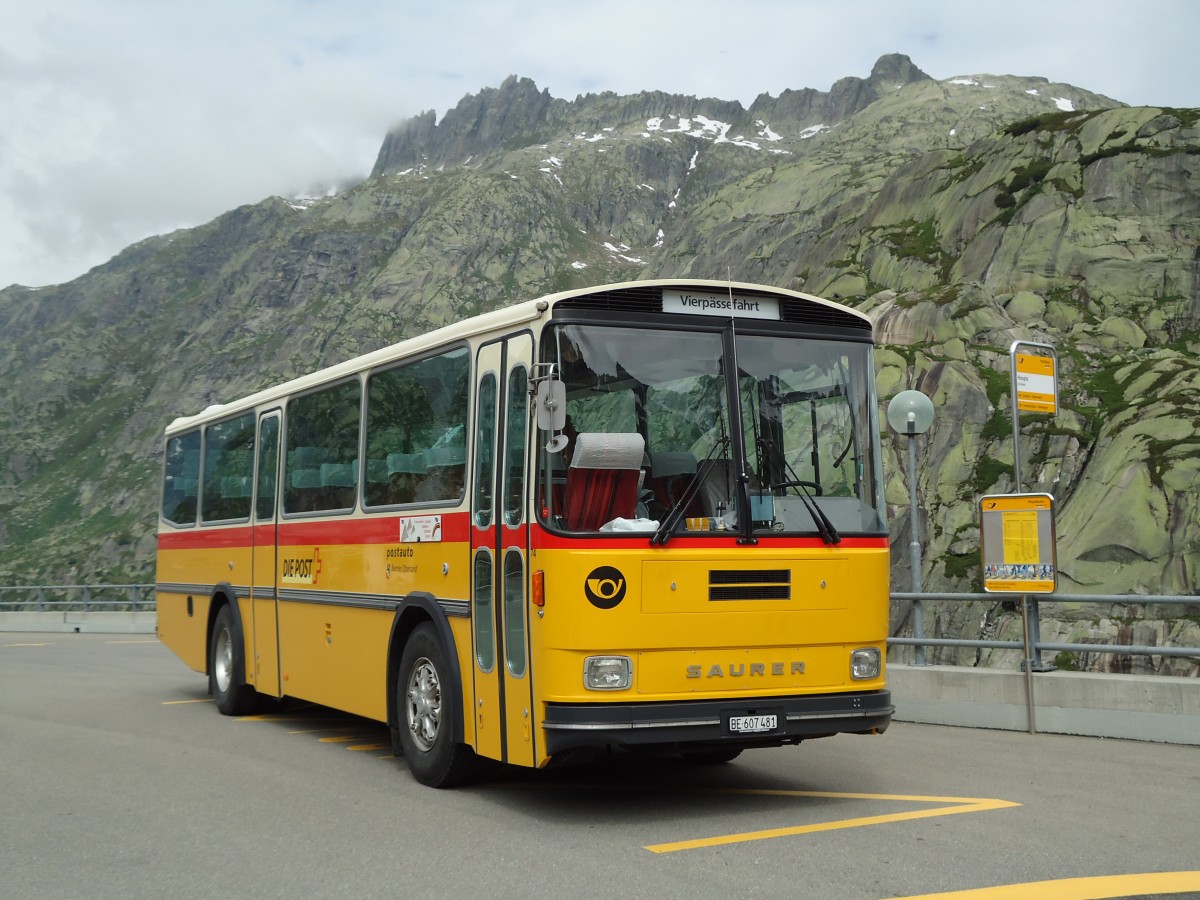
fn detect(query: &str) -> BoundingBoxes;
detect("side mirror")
[535,379,567,434]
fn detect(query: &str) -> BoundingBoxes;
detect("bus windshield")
[540,323,886,538]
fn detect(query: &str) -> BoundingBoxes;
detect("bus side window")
[162,430,201,526]
[201,413,255,523]
[284,380,361,514]
[365,347,469,508]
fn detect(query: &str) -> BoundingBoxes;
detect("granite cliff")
[1,55,1195,670]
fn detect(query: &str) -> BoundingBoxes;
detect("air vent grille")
[708,569,791,601]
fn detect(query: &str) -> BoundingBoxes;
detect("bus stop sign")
[979,493,1057,593]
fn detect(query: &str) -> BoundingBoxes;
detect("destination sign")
[663,289,780,320]
[1013,349,1057,414]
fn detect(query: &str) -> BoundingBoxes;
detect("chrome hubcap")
[405,657,441,752]
[214,627,233,693]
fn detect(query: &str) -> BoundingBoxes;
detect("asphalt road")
[2,634,1197,900]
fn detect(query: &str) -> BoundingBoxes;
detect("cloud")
[2,0,1198,287]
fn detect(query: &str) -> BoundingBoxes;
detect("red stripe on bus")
[157,512,472,550]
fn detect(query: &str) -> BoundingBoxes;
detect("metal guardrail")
[889,591,1200,665]
[2,586,1197,666]
[0,584,156,612]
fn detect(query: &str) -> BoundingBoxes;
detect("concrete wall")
[0,611,156,634]
[889,663,1199,746]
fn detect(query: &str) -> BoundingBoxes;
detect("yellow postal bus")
[156,279,892,786]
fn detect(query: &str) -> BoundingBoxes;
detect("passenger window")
[162,431,201,526]
[364,347,469,507]
[284,381,361,514]
[201,413,256,523]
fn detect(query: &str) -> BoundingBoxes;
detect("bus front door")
[251,410,282,697]
[470,335,535,767]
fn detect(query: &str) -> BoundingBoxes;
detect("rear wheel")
[397,623,476,787]
[209,604,258,715]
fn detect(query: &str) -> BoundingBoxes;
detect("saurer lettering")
[686,661,805,678]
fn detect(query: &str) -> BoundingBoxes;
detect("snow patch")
[755,120,783,142]
[1053,97,1075,112]
[603,240,646,265]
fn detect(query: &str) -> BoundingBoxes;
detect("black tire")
[209,604,258,716]
[396,623,476,787]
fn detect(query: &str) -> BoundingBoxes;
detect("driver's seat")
[564,433,645,530]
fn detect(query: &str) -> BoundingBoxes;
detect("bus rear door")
[251,410,282,697]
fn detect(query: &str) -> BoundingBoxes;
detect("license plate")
[727,714,778,734]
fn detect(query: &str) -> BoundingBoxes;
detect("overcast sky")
[3,0,1198,289]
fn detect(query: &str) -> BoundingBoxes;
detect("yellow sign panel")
[979,493,1056,593]
[1014,352,1057,413]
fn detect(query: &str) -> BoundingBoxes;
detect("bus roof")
[165,278,868,434]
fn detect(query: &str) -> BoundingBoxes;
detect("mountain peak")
[869,52,931,86]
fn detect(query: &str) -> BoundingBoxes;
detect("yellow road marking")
[106,639,160,644]
[644,789,1020,854]
[897,870,1200,899]
[162,698,213,705]
[4,642,53,647]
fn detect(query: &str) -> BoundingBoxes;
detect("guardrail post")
[1019,595,1038,734]
[1028,599,1052,670]
[37,587,46,611]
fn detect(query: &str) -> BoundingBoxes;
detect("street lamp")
[887,390,935,665]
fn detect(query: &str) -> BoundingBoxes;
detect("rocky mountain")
[1,54,1196,671]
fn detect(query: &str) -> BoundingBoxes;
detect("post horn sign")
[979,493,1057,593]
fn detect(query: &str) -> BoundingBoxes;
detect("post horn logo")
[584,566,626,609]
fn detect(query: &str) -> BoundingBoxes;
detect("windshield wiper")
[759,437,841,545]
[650,437,729,546]
[777,478,841,545]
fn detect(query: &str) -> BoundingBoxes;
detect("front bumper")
[542,689,892,756]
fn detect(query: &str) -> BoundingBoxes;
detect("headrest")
[571,432,645,470]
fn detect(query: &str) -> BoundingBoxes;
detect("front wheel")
[209,604,258,716]
[396,623,476,787]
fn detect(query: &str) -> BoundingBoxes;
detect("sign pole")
[1009,341,1057,671]
[979,492,1057,734]
[1019,596,1038,734]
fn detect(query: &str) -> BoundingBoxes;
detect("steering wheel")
[773,480,823,496]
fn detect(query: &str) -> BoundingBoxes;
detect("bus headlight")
[850,648,881,680]
[584,656,632,690]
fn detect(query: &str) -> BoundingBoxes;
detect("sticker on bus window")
[400,515,442,543]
